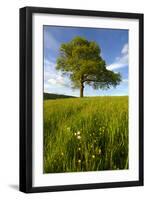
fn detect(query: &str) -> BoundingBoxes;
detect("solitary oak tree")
[56,36,121,97]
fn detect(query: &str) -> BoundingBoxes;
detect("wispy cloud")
[122,78,128,83]
[44,59,70,90]
[44,30,60,51]
[107,43,128,70]
[47,75,69,87]
[44,59,55,70]
[121,43,128,54]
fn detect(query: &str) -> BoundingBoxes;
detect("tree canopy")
[56,36,121,97]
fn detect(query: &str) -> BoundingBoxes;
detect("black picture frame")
[19,6,144,193]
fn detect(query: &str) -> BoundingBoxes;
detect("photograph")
[19,7,143,193]
[43,26,129,173]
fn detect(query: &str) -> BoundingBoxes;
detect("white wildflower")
[77,131,80,135]
[77,135,81,140]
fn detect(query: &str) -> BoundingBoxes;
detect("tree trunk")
[80,82,84,97]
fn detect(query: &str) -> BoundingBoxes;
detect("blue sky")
[44,26,128,97]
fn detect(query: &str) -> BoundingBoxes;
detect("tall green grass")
[43,96,128,173]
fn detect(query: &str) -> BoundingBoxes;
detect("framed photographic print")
[19,7,144,193]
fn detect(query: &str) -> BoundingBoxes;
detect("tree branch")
[84,79,100,82]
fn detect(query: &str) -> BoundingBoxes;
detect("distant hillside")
[44,93,76,100]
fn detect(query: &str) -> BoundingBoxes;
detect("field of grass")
[43,96,128,173]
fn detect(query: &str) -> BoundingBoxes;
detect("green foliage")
[44,96,128,173]
[44,93,76,100]
[56,36,121,95]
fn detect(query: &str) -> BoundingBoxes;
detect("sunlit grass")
[43,96,128,173]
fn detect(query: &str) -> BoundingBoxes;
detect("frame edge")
[19,6,144,193]
[19,7,33,193]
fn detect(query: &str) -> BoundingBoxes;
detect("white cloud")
[48,74,69,87]
[48,78,57,85]
[121,43,128,55]
[44,59,70,89]
[122,78,128,83]
[44,58,80,96]
[44,59,55,69]
[107,43,128,70]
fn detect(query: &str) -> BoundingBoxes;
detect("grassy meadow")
[43,96,128,173]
